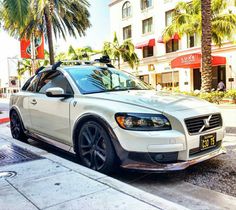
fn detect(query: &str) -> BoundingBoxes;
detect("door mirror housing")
[46,87,72,98]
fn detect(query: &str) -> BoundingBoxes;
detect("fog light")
[155,154,164,161]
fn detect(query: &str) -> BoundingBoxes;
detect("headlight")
[115,113,171,131]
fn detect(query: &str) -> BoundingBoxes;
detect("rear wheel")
[77,121,116,174]
[10,111,28,142]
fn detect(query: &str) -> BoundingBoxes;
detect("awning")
[157,33,180,44]
[171,53,226,69]
[135,38,155,49]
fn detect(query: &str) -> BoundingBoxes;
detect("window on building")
[187,33,200,48]
[122,1,131,19]
[165,10,175,26]
[141,0,153,10]
[123,25,132,40]
[166,39,179,53]
[143,46,154,58]
[188,34,195,48]
[142,17,153,34]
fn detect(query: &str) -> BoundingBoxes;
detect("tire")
[10,111,28,142]
[77,121,116,174]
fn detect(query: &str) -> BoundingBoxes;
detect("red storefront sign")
[171,53,226,69]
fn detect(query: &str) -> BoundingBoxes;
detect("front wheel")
[77,121,117,174]
[10,111,28,142]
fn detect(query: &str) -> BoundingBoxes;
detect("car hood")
[86,90,214,112]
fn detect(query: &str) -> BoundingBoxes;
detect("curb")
[0,117,10,124]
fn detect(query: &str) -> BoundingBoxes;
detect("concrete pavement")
[0,125,187,210]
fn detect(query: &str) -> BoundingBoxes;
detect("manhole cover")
[0,171,17,178]
[0,144,43,167]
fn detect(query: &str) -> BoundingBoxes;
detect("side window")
[26,75,41,92]
[22,76,34,91]
[36,71,73,94]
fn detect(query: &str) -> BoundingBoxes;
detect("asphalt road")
[1,100,236,209]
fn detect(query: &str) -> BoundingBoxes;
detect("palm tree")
[201,0,212,92]
[0,0,31,37]
[162,0,236,92]
[0,0,91,65]
[103,33,139,70]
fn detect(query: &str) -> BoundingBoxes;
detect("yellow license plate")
[200,133,216,150]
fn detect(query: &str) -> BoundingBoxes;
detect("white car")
[10,59,225,174]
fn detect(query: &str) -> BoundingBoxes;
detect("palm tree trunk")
[118,56,121,69]
[201,0,212,92]
[44,6,55,65]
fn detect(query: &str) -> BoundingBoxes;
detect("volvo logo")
[203,115,212,128]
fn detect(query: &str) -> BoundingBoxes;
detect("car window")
[66,67,151,94]
[36,71,73,95]
[26,75,41,92]
[22,76,34,91]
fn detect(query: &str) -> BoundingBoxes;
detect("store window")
[141,0,153,10]
[143,46,154,58]
[139,75,149,84]
[166,39,179,53]
[123,25,132,40]
[161,71,179,89]
[142,17,153,34]
[122,1,131,19]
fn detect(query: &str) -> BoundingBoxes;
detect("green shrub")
[199,91,225,104]
[225,89,236,100]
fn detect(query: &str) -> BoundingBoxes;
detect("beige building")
[109,0,236,91]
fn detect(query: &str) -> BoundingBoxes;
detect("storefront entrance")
[193,65,226,90]
[193,68,201,90]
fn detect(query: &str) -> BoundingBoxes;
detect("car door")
[28,70,74,145]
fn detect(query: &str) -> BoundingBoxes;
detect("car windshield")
[66,66,151,94]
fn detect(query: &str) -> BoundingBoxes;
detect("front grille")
[185,114,222,135]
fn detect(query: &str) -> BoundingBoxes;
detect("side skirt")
[26,130,76,155]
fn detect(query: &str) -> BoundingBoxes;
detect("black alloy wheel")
[10,111,28,142]
[78,121,116,174]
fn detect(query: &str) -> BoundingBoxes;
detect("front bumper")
[120,147,226,172]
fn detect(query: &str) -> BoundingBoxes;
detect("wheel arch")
[9,106,26,131]
[72,114,120,158]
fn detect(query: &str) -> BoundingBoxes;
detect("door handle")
[31,99,37,105]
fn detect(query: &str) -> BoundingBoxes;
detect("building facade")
[109,0,236,91]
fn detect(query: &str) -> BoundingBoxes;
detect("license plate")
[200,133,216,150]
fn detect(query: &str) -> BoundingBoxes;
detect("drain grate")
[0,144,43,167]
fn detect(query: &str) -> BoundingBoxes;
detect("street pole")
[31,33,36,75]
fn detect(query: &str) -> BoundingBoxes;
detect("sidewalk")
[0,126,187,210]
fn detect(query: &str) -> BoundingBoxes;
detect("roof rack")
[35,66,45,75]
[51,56,115,70]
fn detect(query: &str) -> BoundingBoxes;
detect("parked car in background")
[10,58,225,174]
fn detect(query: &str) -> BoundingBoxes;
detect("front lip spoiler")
[121,147,226,172]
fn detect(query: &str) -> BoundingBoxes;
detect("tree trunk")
[44,6,55,65]
[201,0,212,92]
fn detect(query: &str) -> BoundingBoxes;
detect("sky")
[0,0,110,86]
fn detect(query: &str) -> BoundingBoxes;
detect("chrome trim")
[121,147,226,172]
